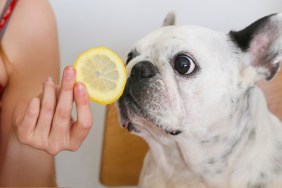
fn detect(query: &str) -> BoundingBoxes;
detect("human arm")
[0,0,92,186]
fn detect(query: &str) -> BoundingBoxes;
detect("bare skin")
[0,0,93,186]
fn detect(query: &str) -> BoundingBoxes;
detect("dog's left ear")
[229,13,282,81]
[162,11,176,26]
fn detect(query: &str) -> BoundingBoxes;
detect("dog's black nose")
[130,61,158,79]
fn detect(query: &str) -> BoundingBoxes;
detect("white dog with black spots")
[118,13,282,188]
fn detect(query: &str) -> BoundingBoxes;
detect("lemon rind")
[74,47,126,105]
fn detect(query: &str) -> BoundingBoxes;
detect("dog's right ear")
[162,11,176,26]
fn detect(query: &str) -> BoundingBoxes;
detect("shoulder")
[1,0,60,107]
[2,0,60,91]
[3,0,58,66]
[4,0,57,42]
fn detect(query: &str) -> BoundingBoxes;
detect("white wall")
[49,0,281,187]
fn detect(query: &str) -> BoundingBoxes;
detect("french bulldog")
[117,13,282,188]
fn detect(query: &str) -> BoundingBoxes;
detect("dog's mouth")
[118,93,182,136]
[123,121,138,132]
[117,93,143,132]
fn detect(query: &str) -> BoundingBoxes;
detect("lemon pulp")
[74,47,126,105]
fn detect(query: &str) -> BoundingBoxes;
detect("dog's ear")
[229,13,282,81]
[162,11,176,26]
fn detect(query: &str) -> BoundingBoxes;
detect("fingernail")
[46,76,53,83]
[30,98,37,107]
[64,66,75,79]
[76,83,86,95]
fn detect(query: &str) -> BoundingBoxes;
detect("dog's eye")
[174,55,195,75]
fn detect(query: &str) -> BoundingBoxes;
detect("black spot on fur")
[201,139,211,144]
[201,135,220,144]
[207,158,215,165]
[273,142,282,174]
[249,128,256,140]
[247,172,267,188]
[247,183,266,188]
[216,169,223,174]
[221,125,250,162]
[213,135,220,142]
[229,14,277,51]
[237,82,243,89]
[260,172,265,179]
[126,49,139,64]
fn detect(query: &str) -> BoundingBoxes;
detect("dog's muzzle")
[118,61,182,136]
[118,61,158,131]
[118,61,158,122]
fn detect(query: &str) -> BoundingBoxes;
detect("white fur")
[119,14,282,188]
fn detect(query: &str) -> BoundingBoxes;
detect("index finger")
[69,83,93,150]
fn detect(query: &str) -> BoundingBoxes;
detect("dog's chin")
[118,93,148,133]
[118,94,182,136]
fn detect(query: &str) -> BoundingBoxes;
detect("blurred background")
[48,0,282,187]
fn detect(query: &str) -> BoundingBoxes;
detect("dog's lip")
[121,112,182,135]
[122,120,130,129]
[122,120,137,132]
[166,129,182,136]
[119,103,136,132]
[119,92,182,135]
[119,109,131,129]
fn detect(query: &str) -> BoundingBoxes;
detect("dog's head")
[117,13,282,139]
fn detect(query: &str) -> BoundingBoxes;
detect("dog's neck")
[145,86,280,186]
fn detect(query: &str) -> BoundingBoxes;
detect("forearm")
[0,136,56,187]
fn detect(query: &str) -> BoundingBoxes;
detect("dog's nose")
[130,61,158,79]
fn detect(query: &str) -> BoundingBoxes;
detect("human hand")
[13,66,93,155]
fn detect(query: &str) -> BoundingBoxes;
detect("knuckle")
[77,96,89,105]
[57,107,71,120]
[62,84,74,92]
[17,133,31,145]
[27,106,39,117]
[32,141,44,150]
[41,102,55,113]
[47,149,58,156]
[35,137,49,149]
[27,137,47,150]
[50,150,59,155]
[16,127,32,145]
[78,115,93,129]
[45,79,55,87]
[79,119,93,130]
[16,131,51,151]
[68,143,80,152]
[48,144,63,155]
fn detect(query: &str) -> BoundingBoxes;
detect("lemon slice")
[74,47,127,105]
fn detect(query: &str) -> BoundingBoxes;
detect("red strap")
[0,0,17,30]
